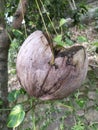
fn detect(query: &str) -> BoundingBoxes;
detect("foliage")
[71,121,85,130]
[0,98,3,107]
[93,41,98,47]
[94,9,98,30]
[77,36,88,43]
[7,88,26,102]
[27,0,68,30]
[72,5,88,25]
[4,0,98,129]
[53,35,65,47]
[59,18,67,27]
[7,104,25,128]
[8,29,25,68]
[8,0,76,69]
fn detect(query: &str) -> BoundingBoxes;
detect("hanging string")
[39,0,58,35]
[35,0,50,37]
[35,0,55,64]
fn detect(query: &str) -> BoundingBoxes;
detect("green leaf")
[12,29,23,37]
[93,41,98,47]
[59,18,66,27]
[53,35,65,47]
[65,38,74,46]
[8,90,21,102]
[54,35,62,42]
[76,99,85,108]
[72,121,85,130]
[0,98,3,106]
[7,104,25,128]
[19,88,27,94]
[77,36,87,43]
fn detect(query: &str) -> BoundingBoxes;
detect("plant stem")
[39,0,58,35]
[35,0,55,65]
[31,99,37,130]
[0,108,11,111]
[67,0,74,10]
[32,108,36,130]
[72,0,77,10]
[35,0,49,36]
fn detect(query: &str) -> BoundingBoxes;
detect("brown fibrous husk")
[16,30,88,100]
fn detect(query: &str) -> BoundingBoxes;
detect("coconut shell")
[16,30,88,100]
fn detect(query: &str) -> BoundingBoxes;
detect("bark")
[0,0,28,129]
[12,0,28,29]
[0,1,11,129]
[0,29,10,130]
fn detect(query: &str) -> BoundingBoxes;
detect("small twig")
[72,0,77,10]
[39,0,58,35]
[0,108,11,111]
[67,0,75,10]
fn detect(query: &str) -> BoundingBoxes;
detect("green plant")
[77,36,88,43]
[71,120,85,130]
[8,29,24,68]
[7,104,25,128]
[72,5,88,25]
[5,0,97,130]
[88,122,98,130]
[74,91,86,108]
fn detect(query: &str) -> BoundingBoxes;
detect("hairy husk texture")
[16,30,88,100]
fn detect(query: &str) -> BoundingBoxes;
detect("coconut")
[16,30,88,100]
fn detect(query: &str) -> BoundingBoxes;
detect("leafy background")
[6,0,98,129]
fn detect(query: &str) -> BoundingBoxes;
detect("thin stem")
[0,108,11,111]
[39,0,58,35]
[47,14,58,35]
[7,31,13,42]
[57,103,73,111]
[30,99,36,130]
[72,0,77,10]
[32,109,36,130]
[74,116,77,125]
[35,0,49,36]
[67,0,74,10]
[35,0,55,65]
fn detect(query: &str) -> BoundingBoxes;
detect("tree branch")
[12,0,28,29]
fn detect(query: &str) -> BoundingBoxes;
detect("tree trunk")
[0,0,28,129]
[0,0,11,129]
[0,30,11,130]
